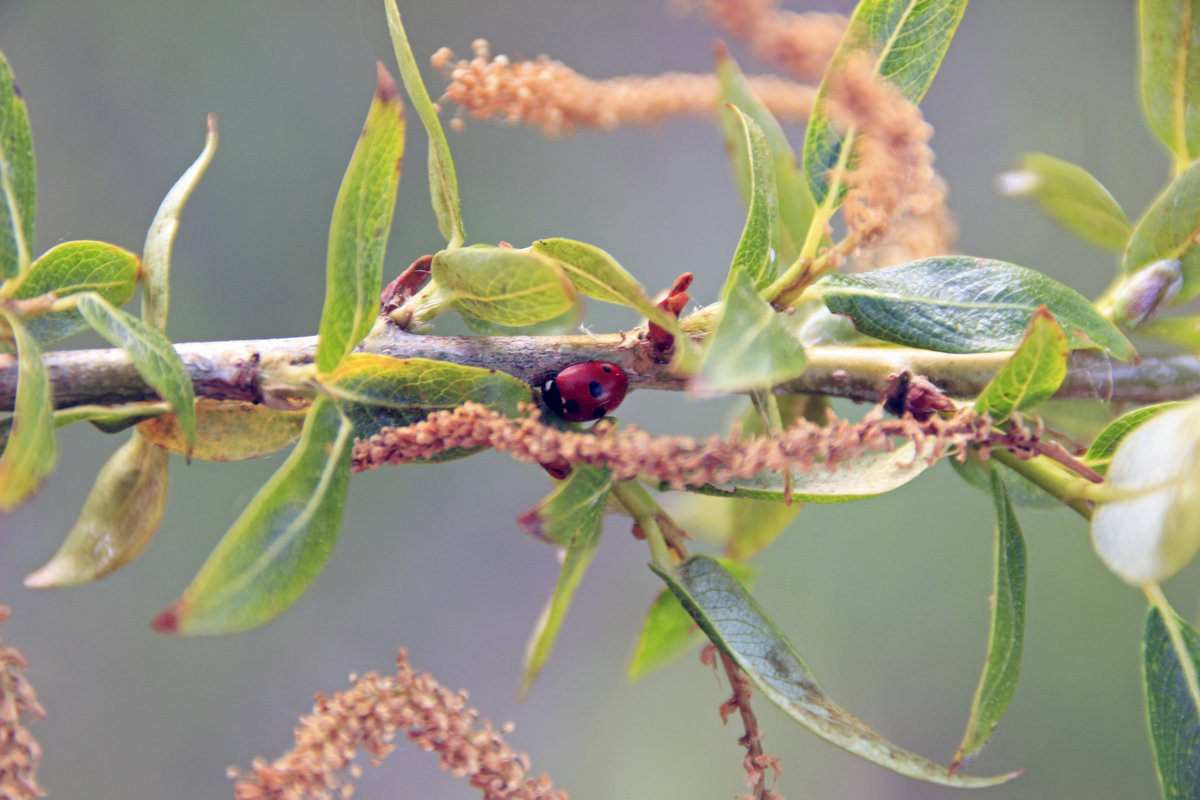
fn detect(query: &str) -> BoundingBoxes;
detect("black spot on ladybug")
[588,380,603,398]
[564,399,581,415]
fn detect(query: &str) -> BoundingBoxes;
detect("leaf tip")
[150,603,184,635]
[22,563,62,589]
[375,62,399,105]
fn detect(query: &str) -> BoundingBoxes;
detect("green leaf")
[316,64,405,373]
[12,240,139,345]
[1124,158,1200,304]
[693,267,807,394]
[321,354,531,459]
[152,396,353,635]
[383,0,465,248]
[803,0,967,208]
[1091,402,1200,585]
[974,307,1069,418]
[1085,402,1186,476]
[653,554,1020,787]
[997,153,1131,251]
[715,47,814,266]
[0,49,34,280]
[136,398,307,462]
[952,471,1027,771]
[1139,0,1200,167]
[0,311,54,510]
[75,292,196,457]
[1143,603,1200,800]
[432,245,578,327]
[627,559,757,683]
[54,402,169,434]
[1141,315,1200,350]
[949,457,1061,510]
[24,431,168,587]
[529,238,662,318]
[518,464,613,697]
[141,114,218,333]
[726,106,779,290]
[819,256,1135,359]
[676,438,934,503]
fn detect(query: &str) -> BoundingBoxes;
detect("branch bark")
[1,321,1198,412]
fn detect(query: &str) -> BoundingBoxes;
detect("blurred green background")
[1,0,1195,798]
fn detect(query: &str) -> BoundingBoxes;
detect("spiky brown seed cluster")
[0,608,45,800]
[701,0,847,79]
[230,651,566,800]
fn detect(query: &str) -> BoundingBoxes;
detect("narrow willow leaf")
[13,240,139,345]
[803,0,967,208]
[952,471,1027,771]
[820,256,1135,359]
[529,238,662,318]
[518,464,613,697]
[1125,159,1200,304]
[693,267,807,394]
[653,555,1020,786]
[316,64,405,373]
[1142,315,1200,350]
[54,402,169,434]
[997,153,1131,252]
[677,438,933,503]
[1092,402,1200,585]
[0,311,53,510]
[0,49,34,280]
[432,245,577,327]
[321,354,531,459]
[1085,402,1186,476]
[136,399,307,462]
[152,397,353,635]
[726,106,778,289]
[974,307,1068,419]
[383,0,464,247]
[1140,0,1200,166]
[141,114,218,332]
[950,457,1060,510]
[75,292,196,456]
[715,47,814,265]
[24,431,168,587]
[627,560,757,683]
[1143,604,1200,800]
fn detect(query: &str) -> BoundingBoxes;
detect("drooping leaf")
[136,399,307,461]
[12,240,139,345]
[1125,158,1200,304]
[1143,603,1200,800]
[75,292,196,456]
[529,238,662,319]
[316,64,405,372]
[819,256,1135,359]
[675,438,934,503]
[0,311,54,511]
[803,0,967,208]
[997,153,1131,251]
[653,554,1020,786]
[141,114,218,332]
[152,396,353,635]
[725,106,779,290]
[321,354,531,459]
[0,48,34,280]
[24,431,168,587]
[432,245,577,327]
[715,47,814,266]
[973,307,1068,419]
[627,559,757,683]
[1139,0,1200,167]
[1092,402,1200,585]
[383,0,464,247]
[1085,402,1186,476]
[518,464,613,697]
[952,471,1027,771]
[693,267,807,394]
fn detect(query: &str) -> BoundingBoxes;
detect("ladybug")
[542,362,629,422]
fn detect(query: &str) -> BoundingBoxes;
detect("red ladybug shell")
[543,362,629,422]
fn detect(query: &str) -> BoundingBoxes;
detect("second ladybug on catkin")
[542,362,629,422]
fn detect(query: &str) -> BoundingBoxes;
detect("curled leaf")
[136,398,306,461]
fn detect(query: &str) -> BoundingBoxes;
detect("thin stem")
[609,480,675,570]
[989,448,1095,520]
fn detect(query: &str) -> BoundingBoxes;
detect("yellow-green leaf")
[725,105,779,290]
[0,310,53,510]
[0,48,34,280]
[530,238,662,319]
[136,399,306,461]
[433,245,577,327]
[24,431,168,587]
[1140,0,1200,168]
[13,241,139,345]
[1124,158,1200,304]
[974,307,1068,419]
[316,64,405,372]
[997,153,1131,252]
[153,396,353,635]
